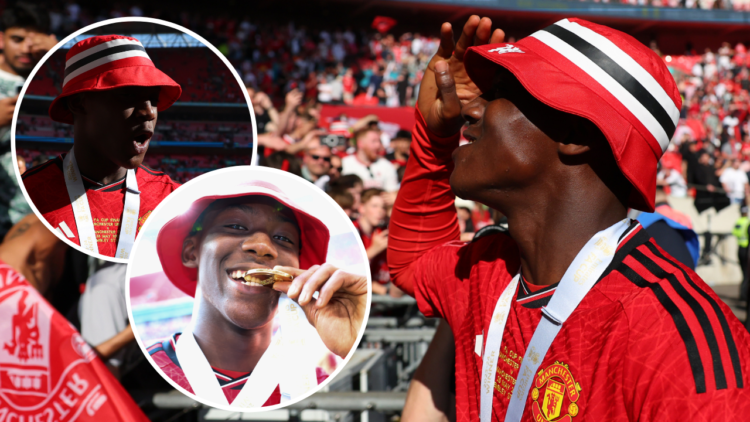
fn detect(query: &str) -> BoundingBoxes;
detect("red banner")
[320,105,415,137]
[0,262,149,421]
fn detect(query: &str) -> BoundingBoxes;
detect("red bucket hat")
[464,18,681,212]
[49,35,182,124]
[156,180,330,297]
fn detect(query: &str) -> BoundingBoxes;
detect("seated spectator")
[330,174,364,217]
[386,129,412,169]
[329,154,343,185]
[455,198,476,242]
[328,189,355,218]
[301,140,332,190]
[342,127,399,197]
[354,188,401,297]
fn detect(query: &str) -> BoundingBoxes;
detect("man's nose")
[136,100,157,121]
[241,232,278,260]
[461,97,486,126]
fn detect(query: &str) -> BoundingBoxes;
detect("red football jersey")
[22,154,180,257]
[354,220,390,284]
[388,109,750,421]
[147,333,328,406]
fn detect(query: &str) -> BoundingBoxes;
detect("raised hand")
[272,264,367,358]
[418,16,504,138]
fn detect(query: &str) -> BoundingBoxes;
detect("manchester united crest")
[530,361,581,422]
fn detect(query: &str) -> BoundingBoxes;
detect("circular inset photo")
[11,17,255,262]
[126,166,370,410]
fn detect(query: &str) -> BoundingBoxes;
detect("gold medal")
[242,268,294,286]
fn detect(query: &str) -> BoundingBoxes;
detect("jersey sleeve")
[388,107,462,295]
[619,272,750,420]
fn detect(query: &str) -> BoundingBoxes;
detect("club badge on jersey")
[62,148,140,258]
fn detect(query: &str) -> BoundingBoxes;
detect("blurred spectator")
[328,189,355,218]
[329,154,343,184]
[261,151,302,177]
[0,2,56,239]
[78,263,137,379]
[301,140,332,190]
[330,174,364,215]
[455,198,476,242]
[386,129,411,169]
[733,206,750,301]
[354,188,401,296]
[720,158,750,204]
[342,127,399,193]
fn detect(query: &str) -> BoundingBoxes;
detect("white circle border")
[124,165,373,412]
[10,16,259,264]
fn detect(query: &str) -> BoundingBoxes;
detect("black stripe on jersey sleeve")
[644,241,744,389]
[617,262,706,393]
[631,248,727,390]
[598,224,650,281]
[163,334,181,369]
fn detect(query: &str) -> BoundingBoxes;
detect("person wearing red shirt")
[22,35,182,258]
[148,180,367,408]
[388,16,750,422]
[354,188,390,295]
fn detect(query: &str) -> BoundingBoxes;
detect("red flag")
[371,16,397,34]
[0,261,149,421]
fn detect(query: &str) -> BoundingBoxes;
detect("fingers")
[490,28,506,44]
[434,61,461,119]
[316,269,367,307]
[435,22,455,60]
[473,17,493,46]
[453,15,480,61]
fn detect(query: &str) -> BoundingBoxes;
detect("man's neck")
[358,217,374,236]
[72,143,127,185]
[192,301,274,373]
[499,175,627,287]
[356,150,374,167]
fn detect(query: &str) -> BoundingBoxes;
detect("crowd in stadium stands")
[658,42,750,206]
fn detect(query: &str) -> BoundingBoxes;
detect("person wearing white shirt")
[342,128,399,195]
[720,159,750,205]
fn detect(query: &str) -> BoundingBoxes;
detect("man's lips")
[226,266,276,289]
[131,130,153,154]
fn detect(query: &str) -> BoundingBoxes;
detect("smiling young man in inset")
[147,180,367,408]
[22,35,182,258]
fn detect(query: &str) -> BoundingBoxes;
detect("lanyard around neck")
[480,219,631,422]
[62,149,140,258]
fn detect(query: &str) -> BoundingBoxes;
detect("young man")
[0,3,56,239]
[22,35,183,258]
[389,16,750,422]
[354,188,389,295]
[148,181,366,407]
[301,139,332,190]
[342,127,399,193]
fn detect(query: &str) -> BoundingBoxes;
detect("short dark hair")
[330,174,363,190]
[2,2,50,33]
[328,189,354,210]
[394,129,411,141]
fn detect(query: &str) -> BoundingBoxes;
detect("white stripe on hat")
[65,38,143,68]
[63,50,150,86]
[530,30,670,152]
[555,19,680,127]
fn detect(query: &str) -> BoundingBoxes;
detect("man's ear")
[558,118,597,156]
[66,93,86,116]
[182,236,199,268]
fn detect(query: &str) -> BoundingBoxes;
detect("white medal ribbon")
[479,219,630,422]
[176,294,318,408]
[62,148,140,258]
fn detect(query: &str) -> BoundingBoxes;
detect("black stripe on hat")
[541,24,676,140]
[64,44,147,78]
